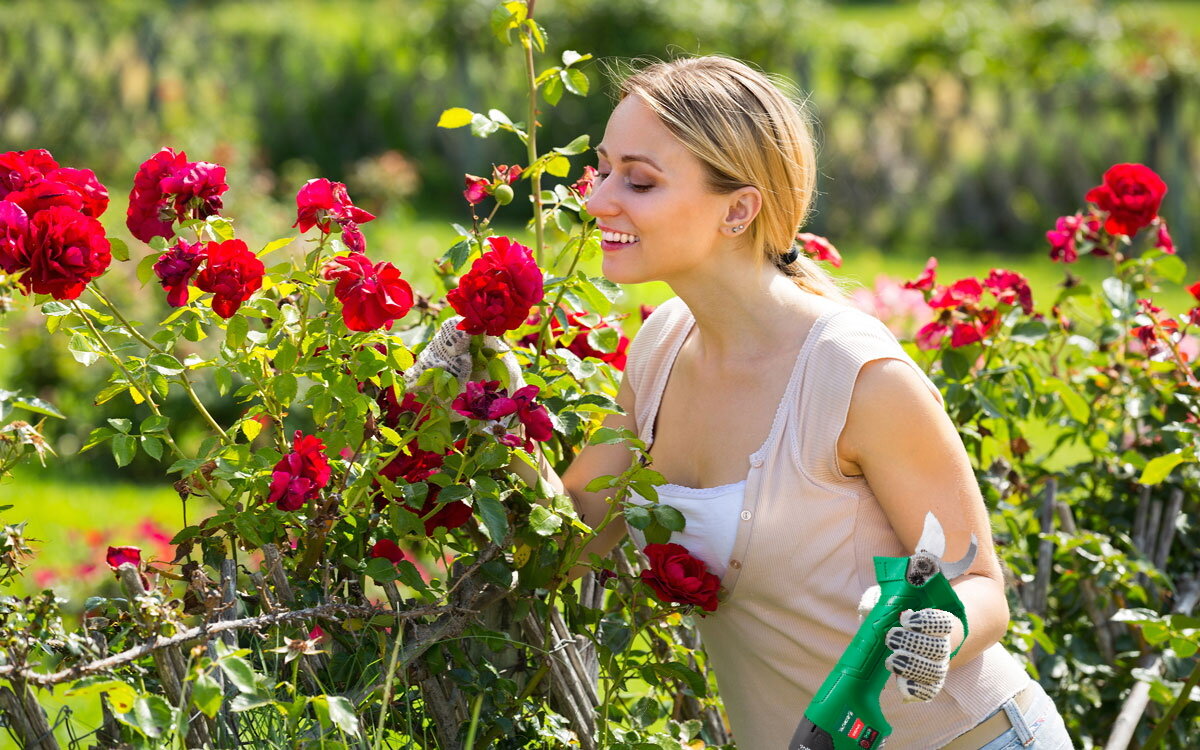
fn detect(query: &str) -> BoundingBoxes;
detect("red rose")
[379,390,430,430]
[640,543,721,612]
[451,380,517,420]
[126,148,190,243]
[983,269,1033,315]
[322,252,414,332]
[195,239,264,318]
[154,239,207,307]
[0,201,30,274]
[796,232,843,268]
[159,161,228,222]
[16,206,112,300]
[915,320,949,351]
[5,168,109,220]
[571,165,597,199]
[904,256,938,291]
[509,384,553,442]
[929,278,983,309]
[105,545,142,569]
[268,431,332,511]
[377,448,473,535]
[448,236,545,336]
[0,149,59,199]
[370,538,406,565]
[1085,163,1168,237]
[293,178,375,233]
[492,164,522,185]
[1156,223,1174,254]
[463,174,490,205]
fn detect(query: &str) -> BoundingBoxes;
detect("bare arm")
[507,374,640,581]
[839,358,1009,666]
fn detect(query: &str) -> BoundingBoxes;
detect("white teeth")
[601,231,639,244]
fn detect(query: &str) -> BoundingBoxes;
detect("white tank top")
[626,480,745,580]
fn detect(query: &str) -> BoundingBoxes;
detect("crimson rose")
[268,432,332,511]
[1085,163,1167,237]
[126,148,189,243]
[370,539,406,564]
[640,543,721,612]
[154,239,207,307]
[322,252,414,331]
[0,201,29,274]
[447,236,544,336]
[14,206,112,300]
[0,149,60,199]
[194,239,264,318]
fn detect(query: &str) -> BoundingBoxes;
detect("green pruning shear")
[790,512,977,750]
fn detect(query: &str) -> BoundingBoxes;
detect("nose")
[584,175,616,218]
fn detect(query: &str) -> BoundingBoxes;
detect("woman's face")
[587,95,738,285]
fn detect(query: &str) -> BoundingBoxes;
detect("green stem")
[522,17,545,266]
[1142,657,1200,750]
[462,693,485,748]
[90,285,232,445]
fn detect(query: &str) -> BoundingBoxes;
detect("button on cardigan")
[624,297,1030,749]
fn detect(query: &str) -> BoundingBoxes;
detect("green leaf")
[1009,319,1048,344]
[140,436,163,461]
[1101,277,1135,316]
[1170,636,1198,658]
[140,415,170,433]
[653,661,707,698]
[137,251,163,285]
[437,107,474,128]
[215,367,232,396]
[652,504,686,533]
[192,673,223,718]
[1139,452,1186,485]
[561,50,589,67]
[554,135,590,156]
[147,353,184,376]
[543,75,563,106]
[68,333,99,366]
[111,435,137,467]
[226,315,248,349]
[132,694,173,738]
[365,556,399,582]
[475,493,509,542]
[12,395,65,419]
[1151,252,1188,284]
[1044,377,1090,423]
[470,112,500,138]
[443,239,473,272]
[41,301,72,316]
[220,657,259,694]
[589,426,631,445]
[260,236,294,256]
[624,504,652,530]
[941,349,970,380]
[325,695,360,736]
[108,418,132,434]
[546,155,571,177]
[81,426,116,453]
[274,373,298,406]
[563,68,589,96]
[108,237,130,262]
[529,505,562,537]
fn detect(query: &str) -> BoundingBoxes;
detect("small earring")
[732,225,745,234]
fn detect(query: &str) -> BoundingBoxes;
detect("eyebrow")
[595,145,662,171]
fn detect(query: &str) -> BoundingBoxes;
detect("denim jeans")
[969,680,1074,750]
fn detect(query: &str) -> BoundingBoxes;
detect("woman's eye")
[628,182,652,192]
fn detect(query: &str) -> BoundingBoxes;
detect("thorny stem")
[1141,657,1200,750]
[522,11,545,266]
[70,300,225,503]
[89,285,232,445]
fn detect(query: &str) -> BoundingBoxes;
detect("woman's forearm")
[948,574,1011,666]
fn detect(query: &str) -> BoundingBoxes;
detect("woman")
[423,56,1074,748]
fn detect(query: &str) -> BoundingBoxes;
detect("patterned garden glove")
[403,316,525,394]
[856,586,957,703]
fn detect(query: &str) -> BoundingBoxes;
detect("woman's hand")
[403,315,525,391]
[857,586,964,703]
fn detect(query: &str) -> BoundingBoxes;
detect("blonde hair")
[615,56,852,301]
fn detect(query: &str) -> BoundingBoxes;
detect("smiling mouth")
[600,230,640,246]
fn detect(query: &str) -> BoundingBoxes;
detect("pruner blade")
[913,511,978,581]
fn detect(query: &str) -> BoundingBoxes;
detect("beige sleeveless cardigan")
[624,297,1030,749]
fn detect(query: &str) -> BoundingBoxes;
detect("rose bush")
[0,4,1196,748]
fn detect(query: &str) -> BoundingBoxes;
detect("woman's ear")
[724,185,763,232]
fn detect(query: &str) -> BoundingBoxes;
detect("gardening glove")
[857,586,957,703]
[403,315,525,393]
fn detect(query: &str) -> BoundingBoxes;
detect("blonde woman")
[421,57,1074,748]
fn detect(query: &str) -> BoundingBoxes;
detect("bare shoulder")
[837,356,947,477]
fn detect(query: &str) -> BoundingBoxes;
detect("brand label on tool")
[848,719,864,739]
